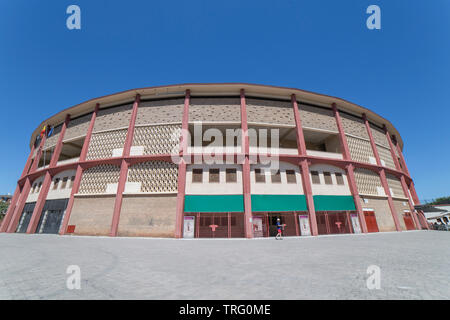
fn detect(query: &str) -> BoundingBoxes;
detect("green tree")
[0,201,9,221]
[428,196,450,205]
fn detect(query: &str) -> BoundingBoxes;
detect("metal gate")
[36,199,69,234]
[16,202,36,233]
[316,211,353,235]
[252,212,302,237]
[195,212,245,238]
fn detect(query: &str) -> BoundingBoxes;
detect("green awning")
[251,194,307,212]
[313,195,356,211]
[184,195,244,213]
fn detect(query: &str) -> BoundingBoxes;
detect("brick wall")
[117,195,177,237]
[136,99,184,125]
[299,104,338,132]
[68,196,116,235]
[189,97,241,123]
[247,98,294,126]
[360,196,396,232]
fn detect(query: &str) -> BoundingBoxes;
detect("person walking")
[275,218,283,240]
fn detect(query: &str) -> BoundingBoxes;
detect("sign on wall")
[350,214,362,234]
[298,215,311,236]
[252,216,264,237]
[183,216,195,238]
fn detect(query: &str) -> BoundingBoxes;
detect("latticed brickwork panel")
[386,173,406,198]
[127,161,178,193]
[347,135,374,164]
[136,99,184,125]
[93,103,133,132]
[246,98,294,125]
[370,124,389,148]
[354,168,382,196]
[79,164,120,194]
[189,97,241,122]
[132,125,181,155]
[64,113,92,141]
[340,113,369,140]
[299,104,338,132]
[86,129,127,160]
[377,145,396,169]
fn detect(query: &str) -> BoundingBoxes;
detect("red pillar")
[362,114,401,231]
[332,103,368,233]
[291,94,318,236]
[110,94,140,237]
[0,144,36,232]
[27,115,71,234]
[175,90,190,238]
[7,132,47,233]
[240,89,253,238]
[59,104,100,235]
[383,125,420,230]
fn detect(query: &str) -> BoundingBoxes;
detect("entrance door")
[403,211,415,230]
[36,210,65,234]
[363,210,379,233]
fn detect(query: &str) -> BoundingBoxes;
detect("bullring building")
[0,84,429,238]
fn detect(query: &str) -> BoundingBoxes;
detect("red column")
[0,144,36,232]
[362,114,401,231]
[110,94,140,236]
[27,115,71,234]
[175,90,190,238]
[291,94,318,235]
[59,104,100,234]
[240,89,253,238]
[332,103,368,233]
[383,125,420,230]
[7,132,47,233]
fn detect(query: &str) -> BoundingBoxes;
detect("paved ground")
[0,230,449,300]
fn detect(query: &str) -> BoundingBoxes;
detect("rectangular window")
[311,171,321,184]
[61,177,68,189]
[335,172,344,185]
[209,169,220,183]
[69,176,75,188]
[271,170,281,183]
[32,183,37,193]
[323,172,332,185]
[226,168,237,183]
[255,169,265,183]
[286,170,296,183]
[53,178,60,190]
[192,169,203,183]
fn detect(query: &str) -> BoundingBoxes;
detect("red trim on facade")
[27,115,71,234]
[332,103,368,233]
[6,132,48,233]
[363,114,401,231]
[110,95,140,237]
[59,104,100,235]
[292,94,318,236]
[241,89,253,238]
[175,89,190,238]
[384,125,420,230]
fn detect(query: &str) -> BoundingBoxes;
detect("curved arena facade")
[0,84,429,238]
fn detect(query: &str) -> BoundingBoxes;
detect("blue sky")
[0,0,449,201]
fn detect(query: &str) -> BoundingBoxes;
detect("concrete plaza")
[0,230,449,299]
